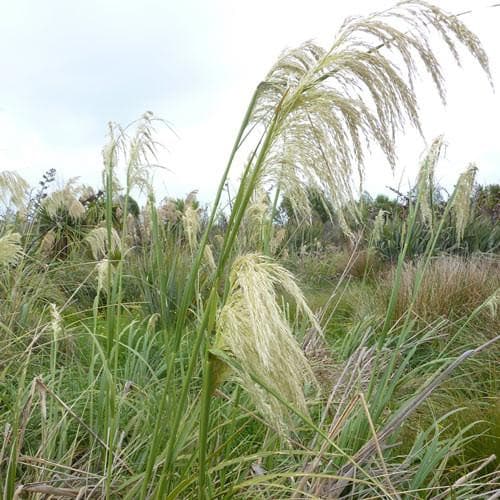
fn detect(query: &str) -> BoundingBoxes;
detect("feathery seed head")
[96,258,111,295]
[452,163,477,243]
[40,230,56,256]
[0,171,29,211]
[43,179,86,220]
[270,227,287,255]
[372,209,387,243]
[49,303,63,339]
[214,253,319,434]
[185,190,198,208]
[416,136,445,226]
[158,199,180,224]
[0,232,23,266]
[248,1,491,234]
[85,227,122,261]
[183,205,200,252]
[203,244,216,271]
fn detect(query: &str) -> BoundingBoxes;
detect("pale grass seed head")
[485,289,499,320]
[40,230,56,256]
[85,226,121,261]
[372,209,387,244]
[215,253,319,434]
[43,178,86,220]
[49,303,63,339]
[452,163,477,243]
[270,227,287,255]
[0,171,29,211]
[0,232,23,266]
[126,112,160,193]
[241,189,270,249]
[158,199,180,224]
[183,205,200,252]
[102,121,125,194]
[203,244,216,272]
[103,112,164,196]
[213,234,225,251]
[96,258,111,295]
[416,136,445,226]
[185,190,198,208]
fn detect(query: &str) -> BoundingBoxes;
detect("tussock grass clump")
[385,254,499,326]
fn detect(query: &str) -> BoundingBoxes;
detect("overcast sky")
[0,0,498,202]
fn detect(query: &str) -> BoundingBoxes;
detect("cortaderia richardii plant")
[127,2,495,497]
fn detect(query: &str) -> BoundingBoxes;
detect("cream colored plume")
[50,303,63,339]
[416,136,445,226]
[40,230,56,256]
[270,227,286,255]
[183,205,200,252]
[158,199,180,224]
[241,189,270,250]
[0,171,29,211]
[96,258,111,295]
[214,253,319,434]
[0,232,23,266]
[43,178,86,220]
[102,111,161,195]
[85,227,121,260]
[203,244,216,271]
[372,209,386,244]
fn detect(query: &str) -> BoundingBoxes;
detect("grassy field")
[1,2,499,498]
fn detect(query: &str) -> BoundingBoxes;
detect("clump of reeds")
[383,254,499,326]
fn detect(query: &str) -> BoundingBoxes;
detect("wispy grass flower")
[416,136,445,226]
[42,178,86,220]
[183,205,200,252]
[0,171,29,211]
[452,163,477,243]
[85,226,121,260]
[0,232,23,266]
[214,253,319,433]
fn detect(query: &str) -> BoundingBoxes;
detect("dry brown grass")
[386,254,499,328]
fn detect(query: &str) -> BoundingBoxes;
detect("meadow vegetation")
[0,1,499,498]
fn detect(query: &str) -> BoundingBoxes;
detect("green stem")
[198,354,215,499]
